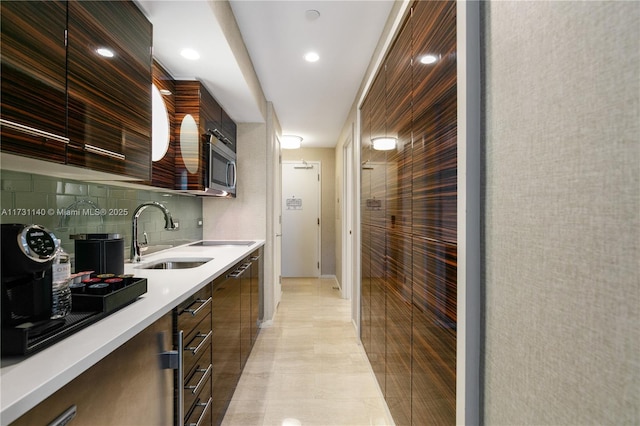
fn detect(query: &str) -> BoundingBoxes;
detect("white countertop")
[0,240,264,426]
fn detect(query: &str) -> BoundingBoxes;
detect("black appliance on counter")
[72,233,124,275]
[1,224,147,358]
[1,223,58,328]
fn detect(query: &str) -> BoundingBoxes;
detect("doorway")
[281,161,321,277]
[343,133,358,325]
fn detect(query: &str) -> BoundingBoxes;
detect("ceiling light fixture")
[304,51,320,63]
[95,47,115,58]
[419,54,438,64]
[181,48,200,60]
[305,9,320,21]
[372,137,397,151]
[281,135,302,150]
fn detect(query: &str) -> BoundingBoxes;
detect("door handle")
[0,118,69,144]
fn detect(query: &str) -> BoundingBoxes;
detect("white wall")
[483,1,639,423]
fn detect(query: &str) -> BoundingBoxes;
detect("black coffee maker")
[1,224,59,328]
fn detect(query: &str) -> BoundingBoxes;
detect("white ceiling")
[136,0,394,148]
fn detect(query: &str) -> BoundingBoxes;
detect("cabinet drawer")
[178,290,212,335]
[185,382,212,426]
[184,343,212,416]
[183,312,212,378]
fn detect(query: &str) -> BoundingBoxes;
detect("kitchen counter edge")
[0,240,265,426]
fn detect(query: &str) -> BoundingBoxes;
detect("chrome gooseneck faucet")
[130,201,176,262]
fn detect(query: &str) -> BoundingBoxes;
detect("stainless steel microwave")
[205,135,237,197]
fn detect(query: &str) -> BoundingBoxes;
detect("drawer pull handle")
[249,256,260,261]
[0,118,69,144]
[185,331,212,355]
[228,264,250,278]
[184,297,212,316]
[185,364,212,395]
[84,144,126,160]
[188,397,212,426]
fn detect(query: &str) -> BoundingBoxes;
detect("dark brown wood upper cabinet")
[384,15,413,235]
[219,108,237,152]
[411,0,457,243]
[151,61,177,189]
[1,0,153,181]
[0,0,68,163]
[174,80,234,192]
[66,0,153,181]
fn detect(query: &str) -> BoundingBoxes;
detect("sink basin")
[135,257,213,270]
[189,240,255,247]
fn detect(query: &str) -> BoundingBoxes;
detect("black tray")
[72,277,147,313]
[1,278,147,357]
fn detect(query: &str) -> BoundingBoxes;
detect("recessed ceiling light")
[305,9,320,21]
[304,52,320,63]
[419,54,438,64]
[181,48,200,60]
[96,47,115,58]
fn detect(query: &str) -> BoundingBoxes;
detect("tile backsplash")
[1,170,203,267]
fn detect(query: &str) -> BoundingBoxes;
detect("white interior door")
[282,161,321,277]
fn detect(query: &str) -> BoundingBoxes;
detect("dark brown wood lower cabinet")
[412,306,456,424]
[361,223,372,355]
[369,227,387,390]
[211,273,241,424]
[176,284,213,426]
[385,231,413,425]
[12,313,174,425]
[412,237,457,424]
[211,253,262,425]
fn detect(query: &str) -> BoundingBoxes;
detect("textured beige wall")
[483,1,639,424]
[282,148,336,276]
[202,123,268,240]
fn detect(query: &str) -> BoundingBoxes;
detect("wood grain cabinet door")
[0,0,68,163]
[174,80,224,192]
[66,0,152,180]
[12,312,174,426]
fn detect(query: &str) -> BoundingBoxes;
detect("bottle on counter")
[51,240,72,319]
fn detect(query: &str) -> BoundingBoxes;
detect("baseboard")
[259,319,274,328]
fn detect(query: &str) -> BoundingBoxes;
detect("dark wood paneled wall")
[360,1,457,424]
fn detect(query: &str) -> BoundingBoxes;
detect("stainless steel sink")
[135,257,213,270]
[189,240,255,247]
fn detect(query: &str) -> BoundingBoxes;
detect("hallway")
[222,277,393,426]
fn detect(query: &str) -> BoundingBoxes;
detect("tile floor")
[222,277,394,426]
